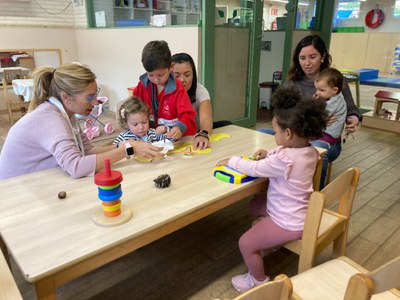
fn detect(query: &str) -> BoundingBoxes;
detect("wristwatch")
[195,130,209,140]
[124,141,134,159]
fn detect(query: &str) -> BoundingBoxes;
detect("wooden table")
[12,79,33,102]
[0,125,324,299]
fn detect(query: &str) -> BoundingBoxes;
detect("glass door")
[202,0,264,127]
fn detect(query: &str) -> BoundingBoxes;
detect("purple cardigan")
[0,101,96,180]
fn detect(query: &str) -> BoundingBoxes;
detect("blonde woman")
[0,63,161,180]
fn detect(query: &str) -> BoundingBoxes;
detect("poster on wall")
[95,11,106,27]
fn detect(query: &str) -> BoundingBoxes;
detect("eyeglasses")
[85,87,101,103]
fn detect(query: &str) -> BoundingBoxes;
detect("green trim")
[319,1,336,49]
[241,0,263,128]
[281,0,297,83]
[201,0,215,101]
[202,0,262,128]
[85,0,95,28]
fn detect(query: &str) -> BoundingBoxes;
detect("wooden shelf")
[362,111,400,133]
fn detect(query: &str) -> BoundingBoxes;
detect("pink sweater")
[228,145,319,231]
[0,102,96,180]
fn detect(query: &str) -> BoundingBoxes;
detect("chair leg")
[332,231,348,258]
[6,103,14,125]
[326,162,332,185]
[297,253,315,273]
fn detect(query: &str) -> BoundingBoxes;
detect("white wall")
[0,27,80,111]
[0,27,79,63]
[259,31,285,83]
[75,27,200,111]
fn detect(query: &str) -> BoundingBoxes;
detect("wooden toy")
[92,158,132,227]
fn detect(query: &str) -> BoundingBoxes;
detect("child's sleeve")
[112,132,126,145]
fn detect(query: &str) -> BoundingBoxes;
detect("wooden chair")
[1,77,29,124]
[2,68,23,85]
[232,274,297,300]
[0,248,22,300]
[291,255,400,300]
[283,167,361,273]
[325,162,333,185]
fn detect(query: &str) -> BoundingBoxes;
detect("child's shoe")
[231,272,270,292]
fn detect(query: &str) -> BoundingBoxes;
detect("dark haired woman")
[172,52,231,150]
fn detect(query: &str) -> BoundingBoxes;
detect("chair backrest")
[295,167,361,273]
[3,68,23,85]
[232,274,295,300]
[344,255,400,300]
[320,167,360,219]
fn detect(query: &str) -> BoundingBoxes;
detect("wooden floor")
[1,85,400,299]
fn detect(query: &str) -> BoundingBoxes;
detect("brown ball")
[58,191,67,199]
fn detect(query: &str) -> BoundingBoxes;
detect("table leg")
[35,276,56,300]
[0,235,10,268]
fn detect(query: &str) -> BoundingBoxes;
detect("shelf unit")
[109,0,200,27]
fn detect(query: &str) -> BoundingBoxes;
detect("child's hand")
[216,158,230,166]
[253,149,268,160]
[156,125,167,135]
[167,127,182,140]
[327,114,338,126]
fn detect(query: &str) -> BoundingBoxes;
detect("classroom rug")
[360,77,400,89]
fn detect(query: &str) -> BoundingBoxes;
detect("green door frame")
[202,0,264,128]
[281,0,336,83]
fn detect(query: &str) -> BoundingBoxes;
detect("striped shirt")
[112,128,171,145]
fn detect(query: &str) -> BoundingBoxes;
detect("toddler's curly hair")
[271,87,328,139]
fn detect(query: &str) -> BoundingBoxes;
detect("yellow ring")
[102,202,121,212]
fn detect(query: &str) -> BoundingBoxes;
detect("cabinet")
[330,32,400,75]
[330,33,368,70]
[213,27,249,121]
[364,33,400,74]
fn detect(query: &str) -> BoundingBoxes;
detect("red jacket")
[133,73,197,136]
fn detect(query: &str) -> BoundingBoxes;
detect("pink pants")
[239,195,303,281]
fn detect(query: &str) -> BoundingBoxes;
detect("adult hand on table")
[193,135,211,150]
[130,139,163,158]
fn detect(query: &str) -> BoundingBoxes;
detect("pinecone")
[153,174,171,188]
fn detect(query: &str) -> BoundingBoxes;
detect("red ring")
[365,9,384,29]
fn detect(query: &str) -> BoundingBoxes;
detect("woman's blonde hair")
[118,97,149,129]
[29,63,96,111]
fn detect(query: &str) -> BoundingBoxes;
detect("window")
[336,1,361,19]
[394,0,400,17]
